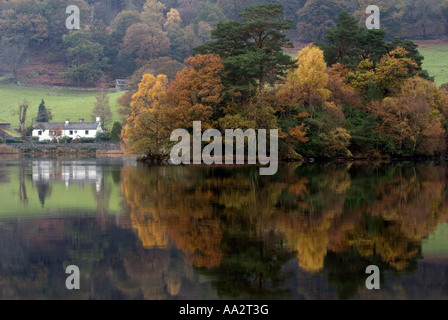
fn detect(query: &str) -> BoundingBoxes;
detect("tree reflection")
[35,181,51,207]
[119,161,448,299]
[19,159,28,205]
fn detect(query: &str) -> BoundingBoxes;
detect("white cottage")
[32,117,103,141]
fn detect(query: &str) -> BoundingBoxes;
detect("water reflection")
[0,159,447,299]
[32,159,103,192]
[120,162,448,299]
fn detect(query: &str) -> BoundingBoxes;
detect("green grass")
[1,128,21,137]
[418,45,448,87]
[0,78,124,130]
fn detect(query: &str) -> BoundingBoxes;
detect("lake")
[0,156,447,300]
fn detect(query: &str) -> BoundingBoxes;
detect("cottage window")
[38,131,42,136]
[69,130,73,135]
[85,130,89,135]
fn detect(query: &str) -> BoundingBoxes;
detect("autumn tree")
[369,77,447,156]
[326,63,362,109]
[121,23,170,67]
[346,59,377,98]
[277,44,331,113]
[121,73,172,159]
[117,91,133,125]
[110,10,142,43]
[166,54,224,128]
[373,47,419,96]
[91,77,112,128]
[164,8,182,30]
[126,57,184,91]
[49,126,63,143]
[141,0,166,28]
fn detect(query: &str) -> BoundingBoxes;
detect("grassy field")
[0,77,124,130]
[419,45,448,87]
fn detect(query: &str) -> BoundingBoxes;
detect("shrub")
[81,137,95,143]
[6,139,23,143]
[95,131,110,142]
[59,136,72,144]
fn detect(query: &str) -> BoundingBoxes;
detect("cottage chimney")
[65,119,70,126]
[96,116,100,123]
[79,118,84,123]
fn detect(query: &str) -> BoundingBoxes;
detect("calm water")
[0,155,447,300]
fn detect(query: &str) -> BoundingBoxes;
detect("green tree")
[110,10,142,43]
[63,29,109,84]
[322,11,387,69]
[194,3,295,98]
[110,121,123,142]
[296,0,353,42]
[387,38,433,80]
[141,0,166,28]
[35,99,53,123]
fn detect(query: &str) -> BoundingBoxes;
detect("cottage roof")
[34,122,100,130]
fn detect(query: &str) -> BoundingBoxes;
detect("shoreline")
[1,143,448,164]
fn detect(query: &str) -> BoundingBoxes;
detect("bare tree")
[91,75,112,128]
[18,100,29,139]
[0,34,29,83]
[49,126,63,143]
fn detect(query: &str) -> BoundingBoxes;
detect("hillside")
[1,0,448,88]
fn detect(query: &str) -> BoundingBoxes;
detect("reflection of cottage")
[32,160,103,192]
[32,117,103,141]
[0,119,21,140]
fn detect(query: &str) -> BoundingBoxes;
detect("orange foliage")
[166,54,224,129]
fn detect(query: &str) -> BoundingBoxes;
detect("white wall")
[32,127,99,141]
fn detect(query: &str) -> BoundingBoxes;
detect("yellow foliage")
[277,44,331,110]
